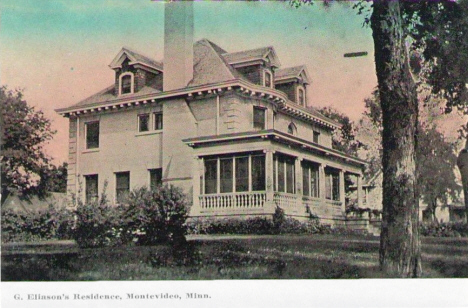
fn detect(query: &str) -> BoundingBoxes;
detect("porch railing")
[199,191,267,210]
[273,192,297,210]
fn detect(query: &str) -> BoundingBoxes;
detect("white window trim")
[253,106,267,130]
[153,112,163,131]
[287,122,297,136]
[296,85,306,106]
[119,72,135,96]
[137,113,150,133]
[263,70,274,88]
[84,121,100,151]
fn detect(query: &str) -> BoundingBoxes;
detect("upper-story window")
[85,121,100,149]
[297,86,306,106]
[138,114,150,132]
[264,70,273,88]
[313,131,320,144]
[287,122,297,135]
[154,112,163,130]
[119,72,134,95]
[253,107,266,130]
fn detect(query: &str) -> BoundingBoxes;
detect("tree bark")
[371,0,422,277]
[456,145,468,223]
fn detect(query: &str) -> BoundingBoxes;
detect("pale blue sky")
[0,0,378,163]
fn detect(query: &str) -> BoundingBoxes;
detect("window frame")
[273,154,296,194]
[149,168,163,190]
[119,72,134,96]
[313,131,320,144]
[115,171,130,203]
[85,174,98,204]
[263,70,273,88]
[85,121,100,150]
[202,153,266,195]
[154,112,163,130]
[287,122,297,135]
[138,113,150,132]
[253,106,266,130]
[297,85,306,106]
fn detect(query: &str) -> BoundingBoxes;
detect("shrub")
[420,222,468,237]
[1,205,74,243]
[123,185,189,246]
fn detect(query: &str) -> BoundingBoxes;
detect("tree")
[37,162,68,194]
[292,0,468,277]
[417,125,460,222]
[316,106,363,155]
[0,86,56,203]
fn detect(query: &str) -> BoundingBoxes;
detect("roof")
[275,65,311,84]
[222,46,281,68]
[109,47,163,71]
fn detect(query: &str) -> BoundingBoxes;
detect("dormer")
[109,47,164,96]
[222,46,280,88]
[274,65,311,107]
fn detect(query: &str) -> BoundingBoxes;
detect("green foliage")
[317,106,363,156]
[123,185,189,246]
[1,206,74,243]
[0,86,67,202]
[420,222,468,238]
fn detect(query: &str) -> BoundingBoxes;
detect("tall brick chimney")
[163,1,194,91]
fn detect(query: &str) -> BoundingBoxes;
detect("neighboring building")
[55,2,366,225]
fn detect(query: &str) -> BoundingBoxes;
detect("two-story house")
[56,2,366,225]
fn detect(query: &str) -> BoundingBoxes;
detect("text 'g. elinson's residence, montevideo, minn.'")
[55,1,367,226]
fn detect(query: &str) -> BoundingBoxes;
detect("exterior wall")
[274,112,333,148]
[236,65,262,85]
[75,105,163,203]
[275,82,296,102]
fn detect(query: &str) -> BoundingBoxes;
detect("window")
[138,114,150,132]
[120,74,133,95]
[297,87,305,106]
[203,154,265,194]
[116,172,130,203]
[287,122,297,135]
[302,162,319,198]
[264,70,273,88]
[274,154,295,194]
[85,121,99,149]
[253,107,266,130]
[149,168,162,190]
[313,131,320,144]
[154,112,163,130]
[85,174,98,203]
[325,169,340,201]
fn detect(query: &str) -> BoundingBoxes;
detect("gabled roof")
[109,47,163,72]
[275,65,311,84]
[222,46,281,68]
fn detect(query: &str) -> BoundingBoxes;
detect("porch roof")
[183,129,367,168]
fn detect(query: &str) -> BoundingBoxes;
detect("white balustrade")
[273,192,298,210]
[199,191,266,210]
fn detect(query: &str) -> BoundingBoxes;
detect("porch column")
[357,174,364,208]
[191,156,202,216]
[339,170,346,214]
[265,150,275,213]
[319,164,326,200]
[295,156,303,214]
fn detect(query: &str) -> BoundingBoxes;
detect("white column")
[295,157,303,214]
[357,174,364,208]
[191,156,202,216]
[339,170,346,214]
[319,164,326,200]
[265,150,275,213]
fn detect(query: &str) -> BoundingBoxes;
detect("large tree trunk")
[371,0,422,277]
[456,144,468,223]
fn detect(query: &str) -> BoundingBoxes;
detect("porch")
[189,148,365,223]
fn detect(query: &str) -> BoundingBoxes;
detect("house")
[55,2,366,226]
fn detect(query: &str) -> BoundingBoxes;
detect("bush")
[420,222,468,237]
[123,185,189,246]
[1,205,74,243]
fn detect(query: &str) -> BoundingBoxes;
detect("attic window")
[119,73,134,95]
[264,70,273,88]
[297,86,306,106]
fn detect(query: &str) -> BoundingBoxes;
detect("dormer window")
[297,86,306,106]
[119,72,134,95]
[264,70,273,88]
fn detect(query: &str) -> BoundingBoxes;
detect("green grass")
[2,234,468,280]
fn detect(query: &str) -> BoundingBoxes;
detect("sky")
[0,0,464,164]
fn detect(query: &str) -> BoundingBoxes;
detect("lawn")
[2,234,468,280]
